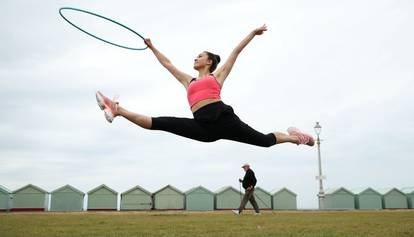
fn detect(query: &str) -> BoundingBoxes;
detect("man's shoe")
[232,210,240,215]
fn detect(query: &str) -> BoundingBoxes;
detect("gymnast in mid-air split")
[96,24,314,147]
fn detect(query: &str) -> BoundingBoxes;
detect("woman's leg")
[150,116,218,143]
[219,115,310,147]
[223,122,299,147]
[97,92,312,146]
[117,106,152,129]
[112,105,219,142]
[226,125,311,147]
[96,91,152,128]
[214,103,314,147]
[96,91,217,142]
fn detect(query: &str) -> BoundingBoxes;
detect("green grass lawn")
[1,210,414,237]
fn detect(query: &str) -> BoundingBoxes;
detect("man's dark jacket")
[242,169,257,189]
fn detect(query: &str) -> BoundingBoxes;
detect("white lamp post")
[314,122,325,209]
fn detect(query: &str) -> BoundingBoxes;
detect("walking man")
[233,163,260,215]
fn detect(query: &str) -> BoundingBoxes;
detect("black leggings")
[151,101,276,147]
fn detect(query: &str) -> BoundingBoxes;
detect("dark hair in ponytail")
[205,51,221,73]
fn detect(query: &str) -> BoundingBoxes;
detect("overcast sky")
[1,0,413,208]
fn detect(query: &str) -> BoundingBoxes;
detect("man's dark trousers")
[238,187,260,213]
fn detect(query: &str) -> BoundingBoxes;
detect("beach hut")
[87,184,118,211]
[11,184,49,211]
[379,188,408,209]
[271,188,297,210]
[401,187,414,209]
[185,186,214,211]
[324,187,355,209]
[0,185,11,212]
[120,185,152,211]
[153,185,184,210]
[352,188,382,210]
[50,185,85,211]
[253,187,272,210]
[215,186,241,210]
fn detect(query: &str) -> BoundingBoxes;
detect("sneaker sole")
[96,92,105,110]
[104,109,114,123]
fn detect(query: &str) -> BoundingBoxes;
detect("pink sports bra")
[187,74,221,107]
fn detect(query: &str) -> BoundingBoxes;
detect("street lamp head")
[314,122,322,135]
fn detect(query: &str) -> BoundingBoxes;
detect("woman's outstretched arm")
[214,25,267,86]
[145,38,192,89]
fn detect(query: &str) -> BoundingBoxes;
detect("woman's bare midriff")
[191,98,222,113]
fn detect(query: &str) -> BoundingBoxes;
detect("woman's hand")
[253,24,267,35]
[144,38,154,49]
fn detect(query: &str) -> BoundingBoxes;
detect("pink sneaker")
[287,127,315,146]
[95,91,119,123]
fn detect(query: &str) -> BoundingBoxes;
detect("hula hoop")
[59,7,148,50]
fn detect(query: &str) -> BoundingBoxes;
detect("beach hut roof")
[87,184,118,195]
[121,185,152,196]
[271,187,297,196]
[377,187,404,195]
[51,184,85,195]
[325,187,354,195]
[350,187,381,195]
[185,186,214,195]
[154,185,183,195]
[215,186,239,194]
[12,184,49,194]
[254,186,272,196]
